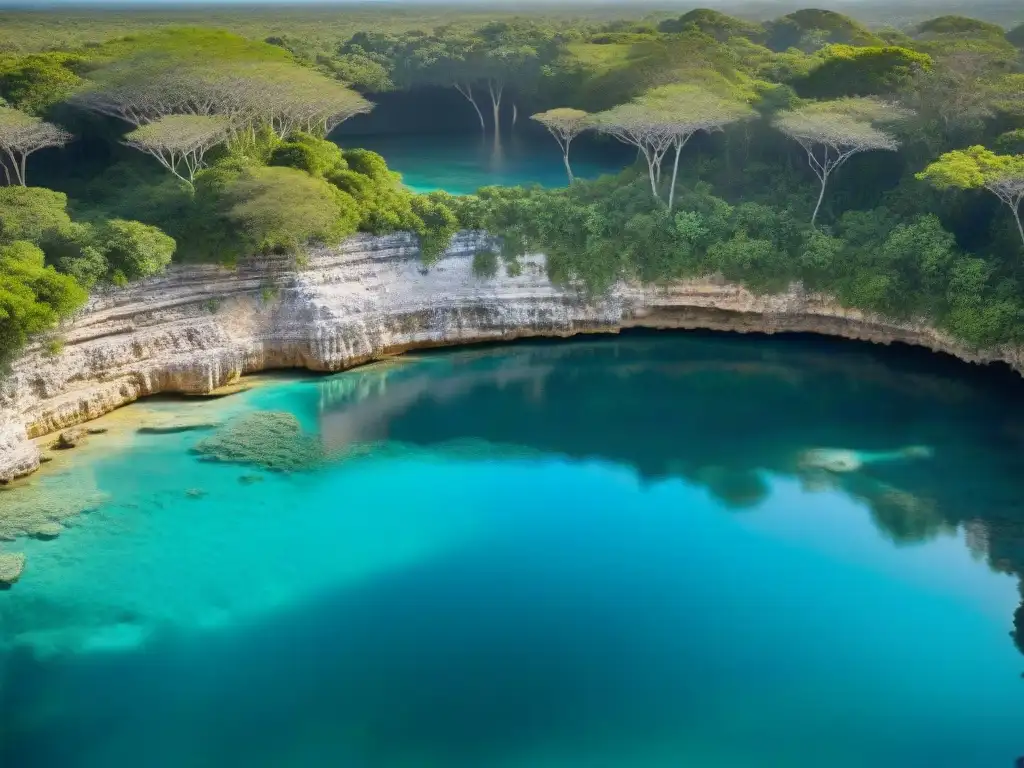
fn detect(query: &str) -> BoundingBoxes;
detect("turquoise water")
[341,133,631,194]
[1,333,1024,767]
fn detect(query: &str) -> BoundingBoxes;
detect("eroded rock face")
[2,231,1022,482]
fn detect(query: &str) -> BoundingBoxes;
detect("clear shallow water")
[1,334,1024,767]
[341,133,630,194]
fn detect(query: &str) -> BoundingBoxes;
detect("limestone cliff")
[2,231,1021,482]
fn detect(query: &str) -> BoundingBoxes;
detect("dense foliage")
[0,6,1022,364]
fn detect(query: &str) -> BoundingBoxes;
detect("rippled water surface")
[1,334,1023,768]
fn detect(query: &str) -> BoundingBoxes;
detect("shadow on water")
[3,527,726,767]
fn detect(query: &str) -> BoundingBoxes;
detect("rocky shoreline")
[2,231,1022,483]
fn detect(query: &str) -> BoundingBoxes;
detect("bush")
[0,186,72,244]
[0,241,87,362]
[100,219,176,281]
[220,166,361,256]
[269,132,348,177]
[472,249,499,278]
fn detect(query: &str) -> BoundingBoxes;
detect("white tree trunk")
[454,83,486,133]
[669,144,683,212]
[1013,204,1024,250]
[4,148,25,186]
[488,80,504,138]
[647,155,658,198]
[811,174,829,227]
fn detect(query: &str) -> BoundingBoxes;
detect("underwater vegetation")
[191,411,324,472]
[0,475,107,541]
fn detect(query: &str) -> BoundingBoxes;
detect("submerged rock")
[52,429,86,450]
[191,411,324,472]
[238,473,265,485]
[86,428,109,436]
[183,382,252,399]
[0,479,108,541]
[0,552,26,587]
[799,444,935,474]
[29,521,63,540]
[138,423,220,435]
[798,448,864,473]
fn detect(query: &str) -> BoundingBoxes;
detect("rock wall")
[2,231,1022,482]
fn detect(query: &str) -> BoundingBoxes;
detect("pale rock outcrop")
[2,231,1021,482]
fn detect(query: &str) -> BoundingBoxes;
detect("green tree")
[100,219,176,281]
[916,16,1008,40]
[917,146,1024,250]
[658,9,765,43]
[269,132,348,177]
[765,10,884,52]
[0,52,83,115]
[0,185,71,243]
[774,97,906,225]
[530,108,592,182]
[217,166,361,256]
[74,29,372,139]
[0,240,86,360]
[795,45,932,99]
[0,105,71,185]
[122,115,229,190]
[43,221,108,288]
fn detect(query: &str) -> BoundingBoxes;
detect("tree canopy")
[0,240,86,359]
[775,97,906,224]
[123,115,229,189]
[918,146,1024,249]
[0,106,71,186]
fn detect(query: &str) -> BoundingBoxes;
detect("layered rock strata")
[2,232,1021,481]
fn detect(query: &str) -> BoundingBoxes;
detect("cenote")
[342,132,632,194]
[1,333,1024,768]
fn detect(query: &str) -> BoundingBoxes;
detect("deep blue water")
[1,334,1023,767]
[339,133,631,194]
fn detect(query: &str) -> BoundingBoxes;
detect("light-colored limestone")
[2,231,1021,482]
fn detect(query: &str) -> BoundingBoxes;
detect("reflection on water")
[344,132,631,194]
[2,332,1024,768]
[318,334,1024,657]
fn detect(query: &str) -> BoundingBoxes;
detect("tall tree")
[401,31,489,133]
[123,115,229,190]
[917,146,1024,250]
[530,108,592,182]
[73,31,371,140]
[595,85,753,208]
[775,97,905,225]
[593,101,674,199]
[0,106,71,186]
[639,84,755,210]
[476,21,562,137]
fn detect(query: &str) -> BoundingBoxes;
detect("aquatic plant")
[0,477,107,541]
[191,411,324,472]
